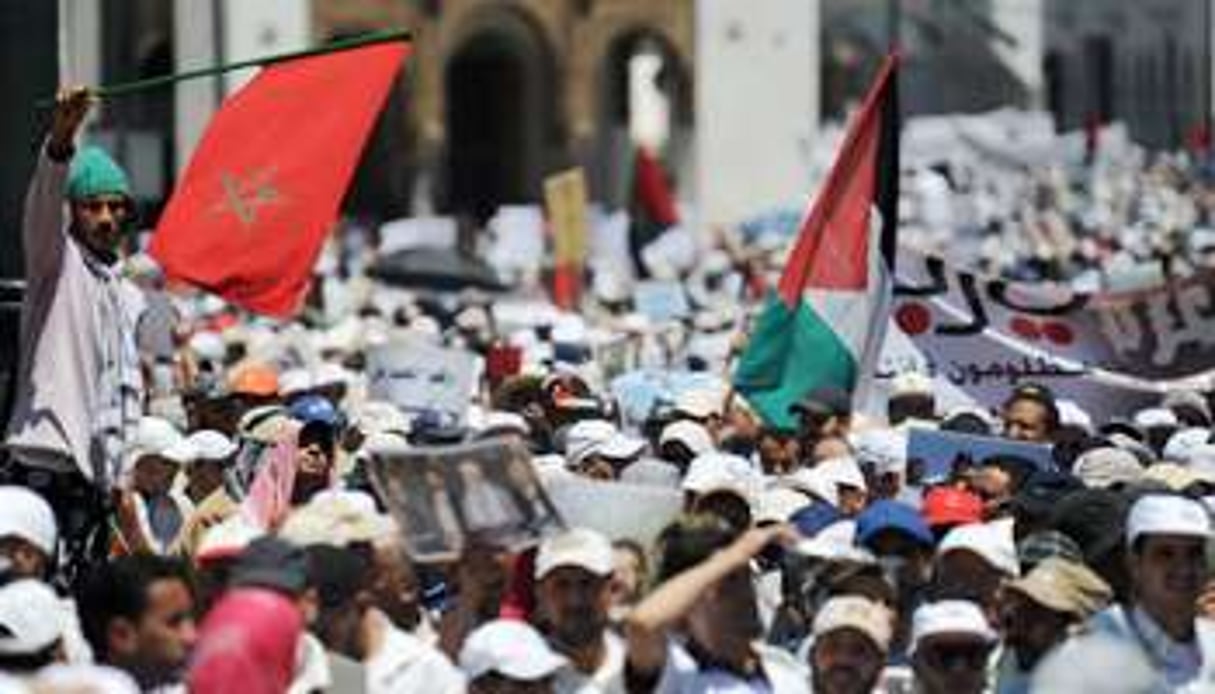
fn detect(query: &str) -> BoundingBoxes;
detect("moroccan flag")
[151,41,410,317]
[733,54,899,430]
[628,146,679,275]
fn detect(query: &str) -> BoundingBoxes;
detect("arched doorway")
[595,30,692,208]
[444,12,558,222]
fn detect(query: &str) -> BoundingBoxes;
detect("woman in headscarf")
[188,587,303,694]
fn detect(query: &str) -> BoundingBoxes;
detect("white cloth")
[552,630,626,694]
[288,633,331,694]
[653,640,809,693]
[365,610,464,694]
[1088,604,1215,692]
[5,147,144,485]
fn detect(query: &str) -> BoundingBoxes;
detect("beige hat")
[1005,557,1113,618]
[812,596,894,653]
[1142,463,1215,491]
[535,528,614,580]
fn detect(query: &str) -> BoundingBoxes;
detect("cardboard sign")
[905,427,1054,485]
[544,169,590,266]
[633,280,691,323]
[542,473,682,548]
[486,205,546,277]
[367,341,476,426]
[368,438,565,562]
[880,247,1215,422]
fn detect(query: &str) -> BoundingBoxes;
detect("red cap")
[922,486,983,528]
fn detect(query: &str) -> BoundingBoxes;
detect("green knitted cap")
[67,146,131,201]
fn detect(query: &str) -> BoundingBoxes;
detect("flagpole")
[39,28,411,106]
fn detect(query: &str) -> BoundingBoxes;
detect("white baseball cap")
[278,368,313,397]
[1056,399,1093,434]
[813,596,894,653]
[459,619,568,681]
[786,456,868,507]
[0,486,57,556]
[853,429,908,476]
[1163,428,1212,464]
[891,371,933,398]
[675,389,725,420]
[659,420,715,456]
[1134,407,1179,429]
[188,331,226,363]
[910,600,998,654]
[596,433,646,461]
[185,430,237,462]
[128,416,183,461]
[754,487,812,524]
[159,438,197,466]
[535,528,614,580]
[1126,494,1213,546]
[682,452,762,503]
[937,520,1020,577]
[196,515,264,564]
[563,419,618,465]
[0,579,63,655]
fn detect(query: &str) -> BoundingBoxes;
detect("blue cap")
[288,394,340,428]
[856,500,934,549]
[790,501,844,538]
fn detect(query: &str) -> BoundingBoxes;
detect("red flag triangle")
[151,41,410,317]
[777,54,898,305]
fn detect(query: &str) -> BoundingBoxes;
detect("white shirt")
[653,640,809,694]
[553,630,626,694]
[365,610,464,694]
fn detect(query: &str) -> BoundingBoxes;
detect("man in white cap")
[460,619,567,694]
[172,430,240,556]
[116,417,191,554]
[0,485,58,580]
[933,521,1019,616]
[805,596,893,694]
[1090,494,1215,689]
[533,528,624,693]
[910,601,999,694]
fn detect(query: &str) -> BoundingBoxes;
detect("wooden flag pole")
[38,28,411,106]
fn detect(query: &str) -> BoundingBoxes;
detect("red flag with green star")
[151,41,409,317]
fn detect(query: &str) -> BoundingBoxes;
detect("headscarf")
[187,587,303,694]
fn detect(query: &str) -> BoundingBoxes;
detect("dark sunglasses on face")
[921,643,991,671]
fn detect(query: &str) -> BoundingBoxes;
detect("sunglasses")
[920,643,991,671]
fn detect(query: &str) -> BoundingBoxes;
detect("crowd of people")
[4,90,1215,694]
[893,115,1215,290]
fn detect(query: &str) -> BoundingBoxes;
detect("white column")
[695,0,820,229]
[991,0,1045,109]
[58,0,102,87]
[173,0,221,172]
[219,0,311,95]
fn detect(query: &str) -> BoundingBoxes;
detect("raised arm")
[624,524,792,679]
[24,87,92,280]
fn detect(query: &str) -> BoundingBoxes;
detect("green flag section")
[733,293,858,430]
[733,53,899,429]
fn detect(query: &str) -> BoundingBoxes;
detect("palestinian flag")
[628,145,679,276]
[734,54,900,430]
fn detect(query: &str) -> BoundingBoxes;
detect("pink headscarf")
[241,422,301,531]
[188,587,303,694]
